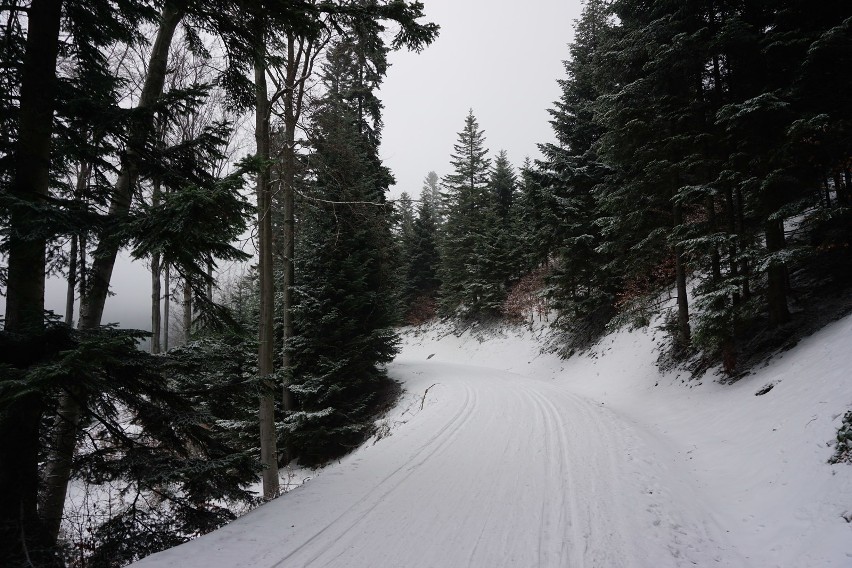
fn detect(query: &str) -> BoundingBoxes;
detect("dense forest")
[1,0,851,566]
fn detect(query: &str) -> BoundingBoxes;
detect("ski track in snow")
[134,358,753,568]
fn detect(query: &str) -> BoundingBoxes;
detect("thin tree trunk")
[163,263,170,351]
[151,139,163,353]
[39,4,184,545]
[280,36,300,449]
[65,162,90,327]
[0,0,63,562]
[255,35,280,500]
[77,232,87,319]
[207,260,213,303]
[151,252,161,353]
[78,3,183,331]
[276,30,323,460]
[183,277,192,344]
[66,236,78,326]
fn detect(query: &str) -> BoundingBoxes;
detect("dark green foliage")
[0,320,259,567]
[404,196,442,322]
[438,111,507,317]
[285,40,400,466]
[395,188,441,322]
[533,0,619,347]
[517,0,852,368]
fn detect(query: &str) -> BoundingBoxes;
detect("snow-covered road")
[134,359,747,568]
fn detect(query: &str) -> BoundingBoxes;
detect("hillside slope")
[133,315,852,567]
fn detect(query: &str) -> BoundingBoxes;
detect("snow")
[132,315,852,567]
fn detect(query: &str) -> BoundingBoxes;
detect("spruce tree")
[405,193,441,322]
[439,110,505,317]
[422,170,443,225]
[285,40,400,466]
[537,0,618,346]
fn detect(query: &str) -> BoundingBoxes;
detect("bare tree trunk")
[64,163,90,327]
[151,173,163,353]
[274,30,326,462]
[65,235,78,326]
[163,263,170,351]
[183,277,192,344]
[78,233,87,313]
[39,4,184,545]
[279,35,300,447]
[207,260,214,303]
[1,0,63,561]
[78,3,183,331]
[151,252,162,353]
[255,38,280,500]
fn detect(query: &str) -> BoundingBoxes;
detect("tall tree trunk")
[151,252,162,353]
[207,260,214,303]
[78,233,87,315]
[39,4,184,545]
[765,218,790,326]
[163,263,170,351]
[151,177,162,353]
[255,38,280,500]
[64,163,90,327]
[66,235,78,326]
[78,3,183,331]
[279,35,302,451]
[0,0,63,563]
[183,277,192,344]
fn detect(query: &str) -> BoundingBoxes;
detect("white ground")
[133,314,852,567]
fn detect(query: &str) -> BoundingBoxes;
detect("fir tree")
[404,192,441,322]
[537,0,618,347]
[422,170,443,225]
[285,40,400,466]
[439,110,505,317]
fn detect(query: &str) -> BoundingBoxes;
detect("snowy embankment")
[133,315,852,567]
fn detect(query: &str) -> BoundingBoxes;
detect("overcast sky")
[380,0,583,199]
[23,0,584,333]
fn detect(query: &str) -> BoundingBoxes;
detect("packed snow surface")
[133,315,852,567]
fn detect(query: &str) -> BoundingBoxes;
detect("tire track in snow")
[272,381,479,567]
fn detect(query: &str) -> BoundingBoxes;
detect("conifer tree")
[285,39,400,466]
[513,158,553,273]
[404,191,441,321]
[422,170,443,225]
[488,150,520,284]
[439,110,505,316]
[538,0,619,346]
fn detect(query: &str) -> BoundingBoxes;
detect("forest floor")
[133,313,852,567]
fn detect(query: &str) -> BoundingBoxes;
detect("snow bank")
[132,315,852,568]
